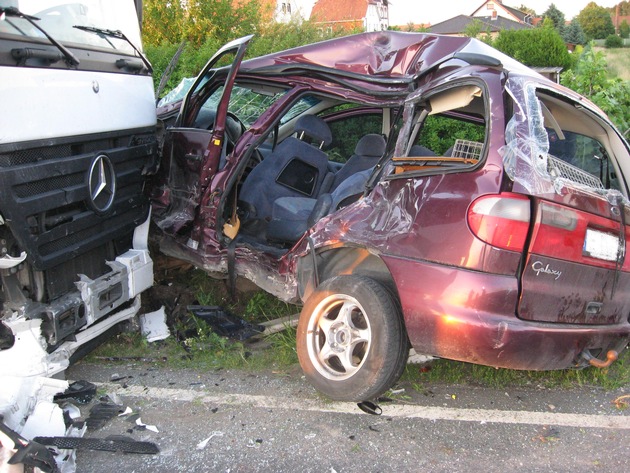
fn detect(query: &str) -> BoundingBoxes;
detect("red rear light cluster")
[469,193,630,271]
[532,202,630,271]
[467,193,531,252]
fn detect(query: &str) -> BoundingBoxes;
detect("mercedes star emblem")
[87,154,116,213]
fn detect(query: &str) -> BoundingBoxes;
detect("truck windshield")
[0,0,141,55]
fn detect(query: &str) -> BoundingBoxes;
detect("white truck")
[0,1,155,468]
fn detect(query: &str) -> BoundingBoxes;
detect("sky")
[388,1,623,26]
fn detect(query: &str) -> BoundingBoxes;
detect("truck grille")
[0,128,156,271]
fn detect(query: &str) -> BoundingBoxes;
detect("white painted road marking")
[98,383,630,430]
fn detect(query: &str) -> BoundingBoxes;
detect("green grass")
[402,348,630,391]
[596,46,630,81]
[87,270,299,371]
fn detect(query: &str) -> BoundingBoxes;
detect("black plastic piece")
[85,402,123,431]
[188,305,265,341]
[34,435,159,454]
[0,321,15,350]
[357,401,382,416]
[54,380,97,404]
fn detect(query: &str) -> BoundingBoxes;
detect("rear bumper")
[383,256,630,370]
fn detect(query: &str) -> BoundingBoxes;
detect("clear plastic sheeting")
[500,78,555,195]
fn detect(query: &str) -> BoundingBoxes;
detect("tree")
[577,2,615,40]
[142,0,187,45]
[516,5,537,17]
[563,18,587,45]
[609,1,630,16]
[143,1,344,97]
[493,26,572,69]
[561,47,630,134]
[463,19,484,39]
[620,20,630,39]
[184,0,264,47]
[542,3,566,35]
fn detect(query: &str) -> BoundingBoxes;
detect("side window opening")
[539,94,621,193]
[502,78,627,198]
[323,112,383,163]
[391,84,487,175]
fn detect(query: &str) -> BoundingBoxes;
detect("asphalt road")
[64,360,630,473]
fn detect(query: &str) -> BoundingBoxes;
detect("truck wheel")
[297,275,408,401]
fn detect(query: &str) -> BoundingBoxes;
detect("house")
[470,0,533,25]
[428,1,532,38]
[310,0,389,33]
[271,0,316,22]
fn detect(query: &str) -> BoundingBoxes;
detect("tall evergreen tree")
[563,18,587,45]
[543,3,566,36]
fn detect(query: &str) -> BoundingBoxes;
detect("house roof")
[310,0,369,22]
[470,1,530,23]
[502,4,530,22]
[428,14,531,35]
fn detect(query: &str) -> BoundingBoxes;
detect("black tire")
[296,275,408,401]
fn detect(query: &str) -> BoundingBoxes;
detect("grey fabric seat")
[265,134,386,243]
[267,168,375,243]
[329,134,386,189]
[239,115,333,222]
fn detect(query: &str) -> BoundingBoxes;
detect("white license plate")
[583,228,619,262]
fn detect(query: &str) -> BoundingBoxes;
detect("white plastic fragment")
[0,376,68,433]
[139,306,170,342]
[196,431,225,450]
[135,417,159,433]
[20,401,66,440]
[407,348,434,364]
[0,319,69,378]
[0,251,26,269]
[118,406,133,417]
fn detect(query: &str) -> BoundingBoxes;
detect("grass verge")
[402,349,630,391]
[596,46,630,80]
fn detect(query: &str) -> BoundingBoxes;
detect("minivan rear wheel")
[297,275,408,401]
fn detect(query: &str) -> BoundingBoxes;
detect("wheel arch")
[296,245,398,303]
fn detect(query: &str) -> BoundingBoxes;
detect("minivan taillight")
[467,193,531,251]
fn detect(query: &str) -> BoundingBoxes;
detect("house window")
[487,3,495,10]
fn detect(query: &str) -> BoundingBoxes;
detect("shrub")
[605,34,623,48]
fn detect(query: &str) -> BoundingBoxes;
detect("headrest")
[354,134,386,157]
[225,113,243,141]
[294,115,332,146]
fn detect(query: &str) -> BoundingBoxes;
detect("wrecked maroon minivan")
[152,32,630,401]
